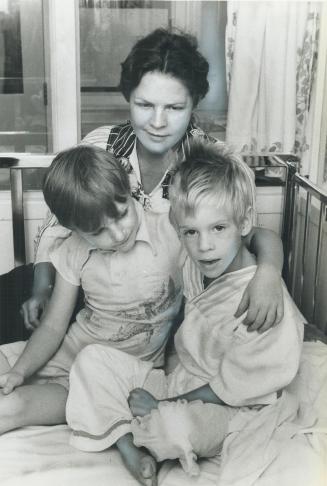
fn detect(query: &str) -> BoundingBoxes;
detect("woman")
[22,28,283,336]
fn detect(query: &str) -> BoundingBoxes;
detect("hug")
[0,22,326,486]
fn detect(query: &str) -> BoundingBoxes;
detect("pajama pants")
[66,344,235,458]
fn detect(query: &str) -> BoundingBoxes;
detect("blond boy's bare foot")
[117,433,157,486]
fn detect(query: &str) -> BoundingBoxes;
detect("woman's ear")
[241,206,254,237]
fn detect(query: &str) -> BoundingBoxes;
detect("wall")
[0,191,48,274]
[0,185,284,275]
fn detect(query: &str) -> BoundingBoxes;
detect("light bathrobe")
[66,262,305,481]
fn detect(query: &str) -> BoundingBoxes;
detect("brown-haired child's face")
[75,197,140,253]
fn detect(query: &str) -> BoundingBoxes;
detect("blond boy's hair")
[169,141,256,227]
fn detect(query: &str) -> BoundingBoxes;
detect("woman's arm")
[0,273,78,394]
[21,262,56,331]
[238,227,284,332]
[21,217,72,330]
[245,227,284,269]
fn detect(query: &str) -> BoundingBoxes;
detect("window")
[78,0,228,140]
[0,0,51,190]
[0,0,50,154]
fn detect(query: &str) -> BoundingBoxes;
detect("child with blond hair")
[66,142,304,486]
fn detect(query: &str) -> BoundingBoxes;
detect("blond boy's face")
[76,197,140,253]
[177,199,249,279]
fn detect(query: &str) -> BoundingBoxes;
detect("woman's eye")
[137,102,151,108]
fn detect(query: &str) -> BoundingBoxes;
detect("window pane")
[0,0,50,154]
[79,0,171,137]
[79,0,228,140]
[0,0,50,189]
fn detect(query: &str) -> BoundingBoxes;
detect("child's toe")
[141,456,157,485]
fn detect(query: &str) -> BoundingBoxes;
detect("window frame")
[45,0,81,150]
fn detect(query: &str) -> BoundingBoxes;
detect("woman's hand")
[20,262,56,332]
[235,264,284,332]
[0,370,24,395]
[128,388,159,417]
[20,292,50,331]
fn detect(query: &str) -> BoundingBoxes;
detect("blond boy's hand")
[128,388,159,417]
[235,264,284,333]
[0,370,24,395]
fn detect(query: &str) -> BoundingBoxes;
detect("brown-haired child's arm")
[0,273,78,394]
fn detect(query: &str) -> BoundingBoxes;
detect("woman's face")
[129,71,193,156]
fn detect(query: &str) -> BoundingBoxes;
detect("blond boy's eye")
[214,225,225,232]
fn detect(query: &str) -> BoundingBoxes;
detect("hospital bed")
[0,154,326,486]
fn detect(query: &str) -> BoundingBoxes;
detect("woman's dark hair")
[120,28,209,107]
[43,145,130,233]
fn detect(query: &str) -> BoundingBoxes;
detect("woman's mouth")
[147,132,168,141]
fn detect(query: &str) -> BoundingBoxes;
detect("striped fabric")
[105,119,217,203]
[34,120,217,258]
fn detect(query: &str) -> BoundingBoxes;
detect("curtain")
[225,1,320,168]
[171,1,202,36]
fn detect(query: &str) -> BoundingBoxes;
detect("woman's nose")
[150,107,167,128]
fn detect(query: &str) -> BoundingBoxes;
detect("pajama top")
[50,201,183,365]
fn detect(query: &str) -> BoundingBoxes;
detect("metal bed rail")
[1,153,326,332]
[0,154,54,267]
[283,171,327,331]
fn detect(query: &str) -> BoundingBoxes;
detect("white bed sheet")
[0,341,326,486]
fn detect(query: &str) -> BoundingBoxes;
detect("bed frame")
[281,162,327,334]
[0,153,326,486]
[1,153,326,337]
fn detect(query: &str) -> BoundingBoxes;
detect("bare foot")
[117,433,157,486]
